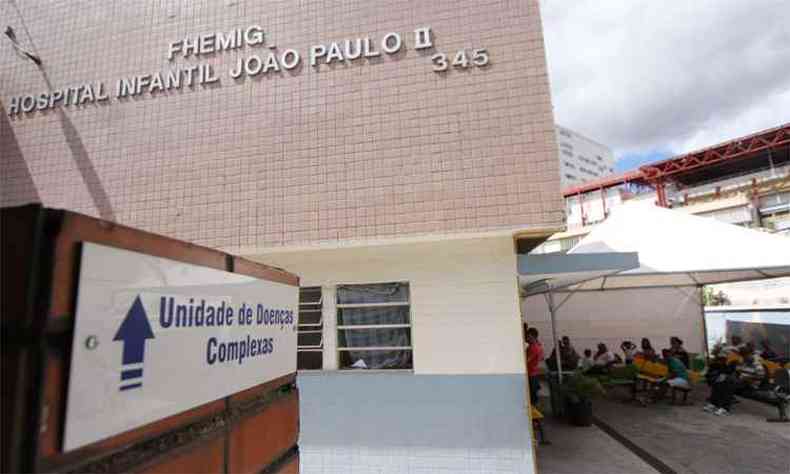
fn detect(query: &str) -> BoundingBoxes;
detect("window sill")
[298,369,414,375]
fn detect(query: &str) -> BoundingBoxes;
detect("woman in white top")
[593,343,618,367]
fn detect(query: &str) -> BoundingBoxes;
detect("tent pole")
[554,284,583,312]
[547,288,563,383]
[699,286,709,358]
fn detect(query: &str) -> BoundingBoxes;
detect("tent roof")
[563,202,790,292]
[518,252,639,296]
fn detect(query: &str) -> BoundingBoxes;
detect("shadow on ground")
[593,386,790,474]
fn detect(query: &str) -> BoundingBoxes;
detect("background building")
[3,2,561,471]
[2,0,562,375]
[555,124,616,187]
[544,124,790,239]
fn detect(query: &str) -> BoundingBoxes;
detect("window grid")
[297,287,324,370]
[336,282,413,370]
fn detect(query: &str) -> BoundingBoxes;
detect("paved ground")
[535,414,659,474]
[593,386,790,474]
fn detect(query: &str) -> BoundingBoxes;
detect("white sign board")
[64,243,298,451]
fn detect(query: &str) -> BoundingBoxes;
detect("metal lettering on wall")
[64,243,298,451]
[8,25,491,118]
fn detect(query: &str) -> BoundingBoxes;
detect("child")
[621,340,637,365]
[578,349,594,372]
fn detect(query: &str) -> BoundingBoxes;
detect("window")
[560,236,581,251]
[564,161,576,169]
[297,287,323,370]
[562,150,573,157]
[565,173,577,180]
[336,282,413,370]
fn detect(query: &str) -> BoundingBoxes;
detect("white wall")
[250,235,525,375]
[522,287,705,358]
[300,373,535,473]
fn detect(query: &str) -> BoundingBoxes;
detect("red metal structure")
[561,123,790,207]
[562,170,647,198]
[640,123,790,206]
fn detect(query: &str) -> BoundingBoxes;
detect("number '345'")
[431,49,489,72]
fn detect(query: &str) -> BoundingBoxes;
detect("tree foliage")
[703,287,731,306]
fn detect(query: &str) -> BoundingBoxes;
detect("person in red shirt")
[525,327,544,407]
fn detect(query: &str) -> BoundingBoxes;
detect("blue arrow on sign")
[113,295,155,391]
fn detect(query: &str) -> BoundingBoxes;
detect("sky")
[539,0,790,171]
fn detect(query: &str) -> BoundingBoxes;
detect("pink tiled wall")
[1,0,562,249]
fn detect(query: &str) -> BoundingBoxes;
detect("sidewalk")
[592,388,790,474]
[536,413,659,474]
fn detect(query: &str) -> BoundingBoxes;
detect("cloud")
[540,0,790,166]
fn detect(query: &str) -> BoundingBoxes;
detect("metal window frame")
[297,332,323,350]
[297,312,323,328]
[337,346,412,352]
[337,324,411,330]
[297,287,324,354]
[334,282,413,368]
[299,294,323,305]
[335,301,409,309]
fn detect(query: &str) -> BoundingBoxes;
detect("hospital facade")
[2,0,562,375]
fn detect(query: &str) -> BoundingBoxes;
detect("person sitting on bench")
[704,356,737,416]
[760,340,778,361]
[588,343,618,374]
[660,349,690,395]
[735,343,767,395]
[578,348,594,373]
[720,335,745,358]
[667,336,690,369]
[637,337,658,362]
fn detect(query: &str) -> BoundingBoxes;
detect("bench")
[600,377,637,400]
[669,385,692,405]
[637,374,694,405]
[634,374,664,405]
[735,368,790,423]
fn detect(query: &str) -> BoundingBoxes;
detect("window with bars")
[297,287,323,370]
[560,236,582,251]
[336,282,413,370]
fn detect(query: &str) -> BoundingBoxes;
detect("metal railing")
[675,163,790,200]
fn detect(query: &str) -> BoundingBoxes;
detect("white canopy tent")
[520,202,790,379]
[565,202,790,290]
[518,251,639,378]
